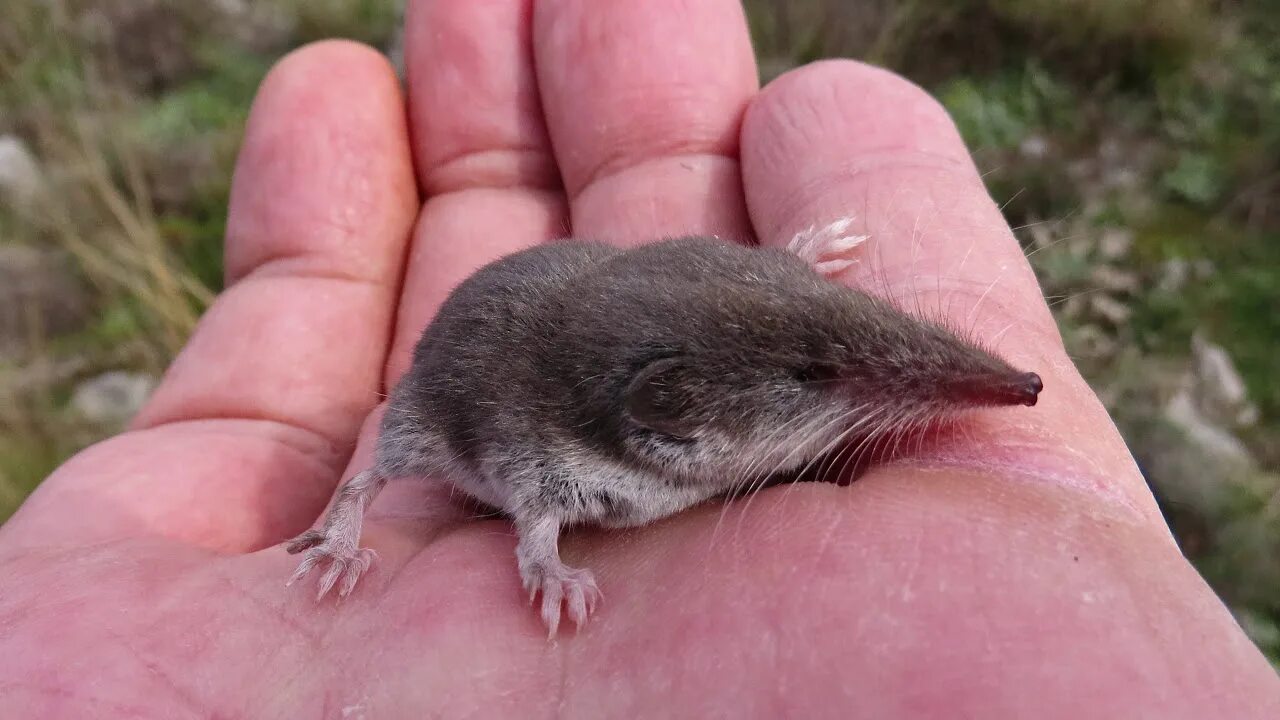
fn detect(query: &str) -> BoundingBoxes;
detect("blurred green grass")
[1,0,1277,662]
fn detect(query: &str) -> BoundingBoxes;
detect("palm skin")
[1,1,1277,717]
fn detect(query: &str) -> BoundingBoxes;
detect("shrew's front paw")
[521,561,603,638]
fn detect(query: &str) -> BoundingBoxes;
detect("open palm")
[3,1,1277,717]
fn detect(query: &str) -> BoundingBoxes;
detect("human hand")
[2,1,1277,717]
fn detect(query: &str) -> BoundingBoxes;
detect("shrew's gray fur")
[287,229,1042,636]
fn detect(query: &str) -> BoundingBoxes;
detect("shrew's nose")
[1016,372,1043,406]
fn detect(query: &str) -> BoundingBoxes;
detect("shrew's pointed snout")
[945,369,1044,408]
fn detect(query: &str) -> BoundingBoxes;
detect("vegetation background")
[1,0,1276,666]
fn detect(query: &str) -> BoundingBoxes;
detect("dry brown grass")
[2,1,213,359]
[1,0,218,516]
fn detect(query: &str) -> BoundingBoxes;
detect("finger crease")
[570,149,740,204]
[233,254,397,292]
[760,149,984,243]
[130,415,352,477]
[423,146,563,196]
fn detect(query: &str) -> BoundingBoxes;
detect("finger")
[384,0,567,382]
[270,0,569,557]
[743,60,1050,331]
[135,41,417,450]
[740,60,1160,521]
[533,0,758,245]
[4,42,418,552]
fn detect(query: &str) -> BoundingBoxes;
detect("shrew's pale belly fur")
[559,453,732,528]
[449,451,732,529]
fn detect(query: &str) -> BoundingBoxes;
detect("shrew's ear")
[625,356,699,439]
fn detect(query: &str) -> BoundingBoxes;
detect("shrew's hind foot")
[284,469,386,601]
[287,538,378,600]
[787,216,868,278]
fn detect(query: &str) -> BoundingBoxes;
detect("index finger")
[740,60,1156,521]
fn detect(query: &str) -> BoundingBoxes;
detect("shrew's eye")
[793,363,839,384]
